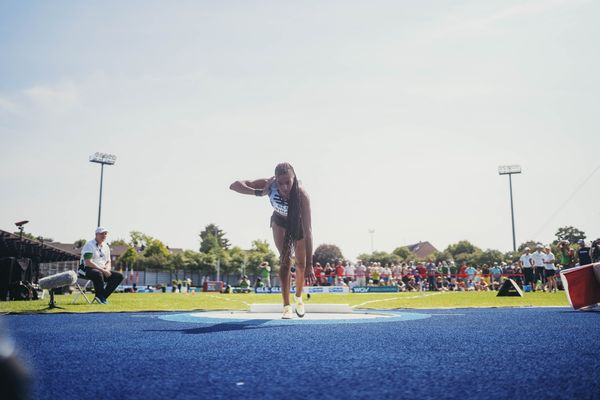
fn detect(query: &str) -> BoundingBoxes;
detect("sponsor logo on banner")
[367,286,399,293]
[255,286,350,294]
[304,286,349,294]
[351,286,399,293]
[254,287,282,294]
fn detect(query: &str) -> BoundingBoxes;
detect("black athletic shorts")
[270,212,304,241]
[545,269,556,278]
[535,267,545,281]
[523,268,535,285]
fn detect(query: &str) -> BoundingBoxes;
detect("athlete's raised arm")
[229,176,275,196]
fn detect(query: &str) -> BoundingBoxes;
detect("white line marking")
[352,292,442,308]
[205,294,251,307]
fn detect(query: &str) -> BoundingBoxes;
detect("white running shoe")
[295,303,305,318]
[282,305,294,319]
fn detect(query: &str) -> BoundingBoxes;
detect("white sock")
[294,295,303,304]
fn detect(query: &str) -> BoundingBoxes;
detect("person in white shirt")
[543,246,557,292]
[392,264,402,280]
[382,264,392,285]
[355,262,367,287]
[519,247,535,291]
[344,262,356,285]
[530,244,546,291]
[78,227,123,304]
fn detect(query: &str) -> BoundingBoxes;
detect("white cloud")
[429,0,591,37]
[24,81,80,113]
[0,95,18,114]
[490,0,588,21]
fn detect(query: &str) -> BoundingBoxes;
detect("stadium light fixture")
[498,164,522,252]
[498,165,522,175]
[89,152,117,227]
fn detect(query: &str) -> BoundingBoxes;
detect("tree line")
[106,224,278,277]
[313,226,590,266]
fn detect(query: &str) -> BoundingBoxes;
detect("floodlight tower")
[498,165,521,252]
[89,152,117,227]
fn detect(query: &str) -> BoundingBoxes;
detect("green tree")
[118,246,139,267]
[197,252,218,275]
[74,239,87,248]
[504,250,520,263]
[136,239,171,270]
[473,249,504,266]
[554,226,586,244]
[446,240,480,257]
[246,240,278,275]
[129,231,154,249]
[518,240,539,252]
[199,224,230,252]
[444,240,482,265]
[170,251,191,271]
[138,254,169,270]
[172,251,213,275]
[109,239,128,246]
[430,251,450,264]
[226,246,248,276]
[143,239,170,258]
[357,251,400,265]
[314,244,344,266]
[392,246,412,261]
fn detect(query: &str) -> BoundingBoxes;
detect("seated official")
[239,276,251,293]
[78,227,123,304]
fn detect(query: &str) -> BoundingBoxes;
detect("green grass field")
[0,290,570,314]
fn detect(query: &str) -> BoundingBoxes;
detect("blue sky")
[1,0,599,257]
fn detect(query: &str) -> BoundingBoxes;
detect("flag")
[560,263,600,310]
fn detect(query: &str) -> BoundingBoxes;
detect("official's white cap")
[95,227,108,234]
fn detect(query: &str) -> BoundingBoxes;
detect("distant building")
[405,241,438,259]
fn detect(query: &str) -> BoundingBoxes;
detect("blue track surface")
[3,308,599,400]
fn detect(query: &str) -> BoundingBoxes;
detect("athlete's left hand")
[305,264,317,286]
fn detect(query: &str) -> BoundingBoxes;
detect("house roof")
[0,230,80,262]
[49,242,131,258]
[406,241,439,259]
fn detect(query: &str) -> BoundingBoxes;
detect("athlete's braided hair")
[275,162,302,262]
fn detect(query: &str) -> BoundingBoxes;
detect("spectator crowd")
[298,239,600,293]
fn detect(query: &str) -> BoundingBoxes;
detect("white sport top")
[269,182,288,217]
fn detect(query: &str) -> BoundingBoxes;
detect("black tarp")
[0,229,78,301]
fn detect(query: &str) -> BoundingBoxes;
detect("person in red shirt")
[458,262,468,283]
[335,262,345,285]
[417,263,427,280]
[313,262,323,286]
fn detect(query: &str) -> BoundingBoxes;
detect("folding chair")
[71,275,100,304]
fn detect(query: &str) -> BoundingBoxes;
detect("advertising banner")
[351,286,399,293]
[254,286,350,294]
